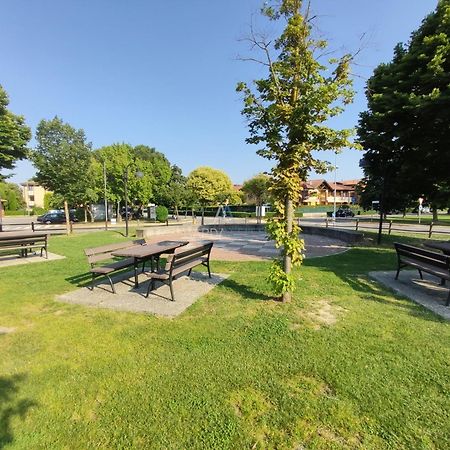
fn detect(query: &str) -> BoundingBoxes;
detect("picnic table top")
[424,241,450,255]
[111,240,188,258]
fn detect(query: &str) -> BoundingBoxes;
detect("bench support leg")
[418,269,423,280]
[90,274,96,291]
[145,279,155,298]
[446,290,450,306]
[440,279,446,286]
[169,280,175,302]
[106,275,116,294]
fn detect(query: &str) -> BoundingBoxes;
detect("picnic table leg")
[134,258,139,288]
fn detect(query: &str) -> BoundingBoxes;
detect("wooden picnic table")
[111,240,188,288]
[424,241,450,256]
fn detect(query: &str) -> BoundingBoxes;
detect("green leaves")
[0,85,31,179]
[238,0,356,297]
[32,117,92,206]
[358,0,450,212]
[187,167,234,206]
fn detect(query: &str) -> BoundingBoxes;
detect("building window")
[29,195,35,202]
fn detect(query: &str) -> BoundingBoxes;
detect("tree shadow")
[304,247,446,323]
[220,278,275,302]
[0,374,37,448]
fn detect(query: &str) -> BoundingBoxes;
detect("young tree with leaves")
[0,85,31,179]
[237,0,357,301]
[186,166,234,224]
[242,173,271,223]
[31,117,92,233]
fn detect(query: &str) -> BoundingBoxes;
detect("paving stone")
[369,270,450,320]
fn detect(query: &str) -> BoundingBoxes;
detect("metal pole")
[333,152,337,221]
[103,161,108,231]
[124,167,129,237]
[377,179,384,245]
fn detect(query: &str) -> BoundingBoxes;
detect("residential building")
[302,179,360,205]
[20,181,50,211]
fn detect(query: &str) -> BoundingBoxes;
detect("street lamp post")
[103,160,108,231]
[124,166,129,237]
[123,166,143,238]
[418,196,424,224]
[333,151,337,221]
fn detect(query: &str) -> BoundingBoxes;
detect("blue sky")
[1,0,438,185]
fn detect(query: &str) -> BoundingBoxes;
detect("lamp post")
[103,160,108,231]
[418,196,424,224]
[333,151,337,221]
[123,166,143,237]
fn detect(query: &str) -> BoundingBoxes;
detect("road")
[1,215,450,238]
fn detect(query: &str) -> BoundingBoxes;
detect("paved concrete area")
[0,251,65,268]
[56,231,347,317]
[144,231,348,261]
[57,271,229,317]
[369,270,450,320]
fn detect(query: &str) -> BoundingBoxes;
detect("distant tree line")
[0,90,271,226]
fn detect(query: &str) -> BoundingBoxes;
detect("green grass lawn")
[0,232,449,449]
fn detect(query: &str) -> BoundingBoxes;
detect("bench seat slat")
[90,258,135,274]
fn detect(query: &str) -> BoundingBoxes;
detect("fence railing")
[323,217,450,238]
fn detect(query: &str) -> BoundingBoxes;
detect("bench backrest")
[84,240,144,265]
[394,242,450,271]
[163,242,213,274]
[0,235,47,248]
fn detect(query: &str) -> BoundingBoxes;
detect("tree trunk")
[282,197,293,302]
[174,205,179,220]
[87,204,94,223]
[84,206,88,223]
[432,205,438,222]
[64,200,71,235]
[117,201,121,222]
[201,207,205,226]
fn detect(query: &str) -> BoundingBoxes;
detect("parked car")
[37,211,78,224]
[120,207,142,220]
[335,207,355,218]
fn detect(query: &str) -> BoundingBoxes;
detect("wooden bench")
[394,242,450,306]
[0,233,48,259]
[84,240,145,294]
[145,242,213,301]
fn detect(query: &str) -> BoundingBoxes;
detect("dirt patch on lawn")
[307,299,344,329]
[0,326,16,334]
[289,299,345,331]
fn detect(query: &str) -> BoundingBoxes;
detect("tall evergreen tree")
[358,0,450,219]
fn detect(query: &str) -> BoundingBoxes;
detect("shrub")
[155,205,168,222]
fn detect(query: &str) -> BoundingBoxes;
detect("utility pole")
[103,160,108,231]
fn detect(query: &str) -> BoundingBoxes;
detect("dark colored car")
[335,207,355,218]
[120,207,142,220]
[37,211,78,224]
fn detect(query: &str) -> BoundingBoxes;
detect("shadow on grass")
[65,272,92,288]
[304,246,445,323]
[0,374,37,448]
[220,278,274,302]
